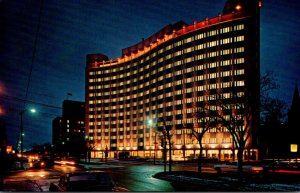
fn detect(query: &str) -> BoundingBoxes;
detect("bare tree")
[157,117,173,172]
[185,107,216,173]
[260,70,287,158]
[260,70,280,120]
[216,91,253,179]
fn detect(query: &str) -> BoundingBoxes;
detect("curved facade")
[86,1,260,161]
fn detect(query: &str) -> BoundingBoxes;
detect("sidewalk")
[153,171,300,191]
[78,159,124,169]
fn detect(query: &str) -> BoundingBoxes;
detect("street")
[3,161,213,191]
[3,160,300,191]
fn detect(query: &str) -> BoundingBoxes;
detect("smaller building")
[52,100,86,160]
[259,83,300,159]
[287,83,300,157]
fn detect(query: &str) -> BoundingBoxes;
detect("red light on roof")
[235,4,242,11]
[259,1,262,8]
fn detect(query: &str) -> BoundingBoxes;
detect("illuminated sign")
[291,144,298,152]
[6,146,12,154]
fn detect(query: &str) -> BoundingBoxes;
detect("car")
[29,160,46,168]
[28,157,54,169]
[213,161,264,175]
[49,171,129,192]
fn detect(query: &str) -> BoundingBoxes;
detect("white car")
[213,161,264,175]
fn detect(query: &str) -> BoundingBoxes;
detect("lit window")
[185,47,193,53]
[235,58,245,64]
[186,37,192,43]
[235,36,244,42]
[236,80,245,86]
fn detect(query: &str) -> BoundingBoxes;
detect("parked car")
[213,161,264,175]
[29,160,46,168]
[28,156,54,169]
[49,171,129,192]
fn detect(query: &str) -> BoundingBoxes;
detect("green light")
[148,119,153,126]
[30,108,36,113]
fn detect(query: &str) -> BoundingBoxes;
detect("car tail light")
[251,166,263,173]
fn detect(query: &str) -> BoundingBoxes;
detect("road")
[4,160,300,191]
[3,162,198,191]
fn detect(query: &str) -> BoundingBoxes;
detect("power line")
[0,94,61,110]
[23,0,44,107]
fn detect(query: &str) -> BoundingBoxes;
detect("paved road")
[4,160,300,191]
[3,161,203,191]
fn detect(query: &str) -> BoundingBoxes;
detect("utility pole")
[19,108,36,169]
[19,110,24,169]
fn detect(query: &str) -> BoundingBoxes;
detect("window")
[186,37,193,43]
[221,38,232,45]
[195,33,205,40]
[234,24,244,31]
[185,47,193,53]
[221,49,231,55]
[208,41,218,48]
[221,27,230,33]
[235,58,245,64]
[234,36,244,42]
[195,44,205,50]
[234,47,244,53]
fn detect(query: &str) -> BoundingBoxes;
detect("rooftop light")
[235,4,242,11]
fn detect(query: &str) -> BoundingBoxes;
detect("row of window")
[88,105,242,123]
[88,134,232,145]
[89,60,244,90]
[89,40,245,78]
[88,78,245,99]
[88,21,245,76]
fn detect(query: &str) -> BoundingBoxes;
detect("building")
[52,100,86,159]
[85,0,261,161]
[52,116,63,156]
[287,83,300,157]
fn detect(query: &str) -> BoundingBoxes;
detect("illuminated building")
[86,0,261,160]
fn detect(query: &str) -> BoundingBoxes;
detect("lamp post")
[19,108,36,169]
[154,132,158,165]
[148,119,158,165]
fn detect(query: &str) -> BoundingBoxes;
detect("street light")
[147,119,158,165]
[19,107,36,169]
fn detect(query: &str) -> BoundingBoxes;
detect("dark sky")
[1,0,300,149]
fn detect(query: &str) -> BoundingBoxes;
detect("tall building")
[52,116,63,156]
[287,83,300,156]
[86,0,261,160]
[52,100,86,159]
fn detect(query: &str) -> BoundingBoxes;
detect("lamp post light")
[19,108,36,169]
[148,119,158,165]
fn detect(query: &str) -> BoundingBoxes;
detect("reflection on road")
[53,164,79,173]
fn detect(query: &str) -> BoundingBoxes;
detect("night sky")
[0,0,299,150]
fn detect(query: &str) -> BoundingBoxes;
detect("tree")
[260,70,281,122]
[185,107,216,173]
[259,70,287,158]
[215,87,253,179]
[157,117,173,172]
